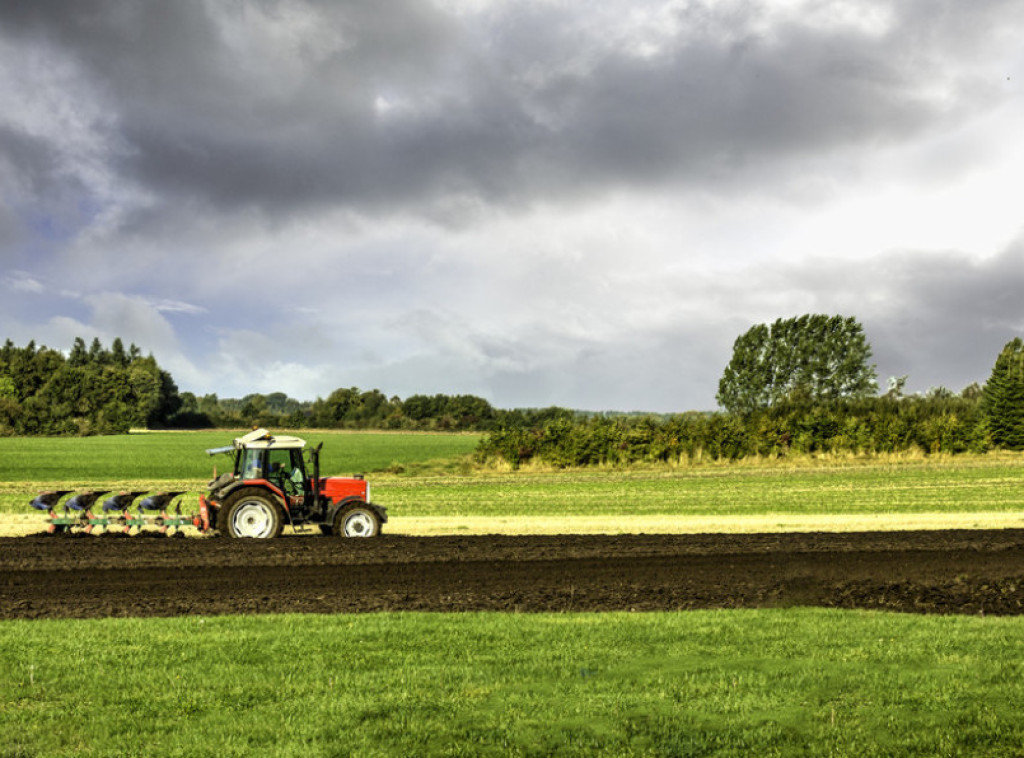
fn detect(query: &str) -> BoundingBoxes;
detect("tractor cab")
[238,438,308,498]
[209,429,313,508]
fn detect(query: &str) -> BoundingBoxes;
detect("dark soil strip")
[2,531,1023,619]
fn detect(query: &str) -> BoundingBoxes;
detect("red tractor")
[201,428,387,538]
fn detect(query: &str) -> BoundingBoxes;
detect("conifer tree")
[981,338,1024,449]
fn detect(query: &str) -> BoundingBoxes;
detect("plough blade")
[102,491,148,513]
[30,491,74,510]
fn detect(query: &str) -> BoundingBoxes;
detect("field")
[3,432,1024,755]
[3,431,1024,531]
[0,430,481,519]
[4,609,1024,756]
[0,429,481,482]
[4,529,1024,618]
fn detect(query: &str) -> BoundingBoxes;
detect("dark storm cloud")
[786,239,1024,394]
[0,124,63,199]
[0,0,1014,222]
[867,243,1024,391]
[0,123,92,254]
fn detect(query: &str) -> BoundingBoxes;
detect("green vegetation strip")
[2,609,1023,756]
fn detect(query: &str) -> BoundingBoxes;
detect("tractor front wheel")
[222,489,284,539]
[334,504,381,538]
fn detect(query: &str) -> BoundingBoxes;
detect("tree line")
[0,338,183,435]
[177,387,514,431]
[4,322,1024,469]
[475,391,990,468]
[0,337,560,435]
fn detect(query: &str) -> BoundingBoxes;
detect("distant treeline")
[177,387,569,432]
[0,337,567,435]
[476,335,1024,467]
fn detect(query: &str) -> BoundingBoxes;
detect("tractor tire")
[221,488,284,539]
[318,524,334,536]
[334,504,381,538]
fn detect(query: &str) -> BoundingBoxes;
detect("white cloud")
[5,271,43,293]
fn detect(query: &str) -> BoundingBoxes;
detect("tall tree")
[87,337,108,365]
[68,337,89,367]
[981,338,1024,449]
[110,337,129,367]
[717,315,878,413]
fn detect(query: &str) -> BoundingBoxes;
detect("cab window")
[268,448,305,493]
[240,449,264,479]
[267,449,292,480]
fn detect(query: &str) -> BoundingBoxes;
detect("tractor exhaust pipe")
[312,442,323,516]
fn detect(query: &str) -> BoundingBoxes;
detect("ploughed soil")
[2,530,1024,619]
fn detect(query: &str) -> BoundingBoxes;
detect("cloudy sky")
[1,0,1023,412]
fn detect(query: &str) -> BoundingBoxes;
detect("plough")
[30,490,213,536]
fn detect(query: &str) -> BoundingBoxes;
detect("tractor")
[30,429,385,538]
[202,428,387,538]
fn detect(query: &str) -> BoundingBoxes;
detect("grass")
[0,430,482,482]
[0,430,481,514]
[2,608,1023,756]
[376,454,1024,518]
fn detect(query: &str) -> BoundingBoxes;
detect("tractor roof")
[205,428,306,456]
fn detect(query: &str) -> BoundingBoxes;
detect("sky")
[1,0,1023,413]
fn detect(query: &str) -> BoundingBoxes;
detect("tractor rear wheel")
[222,489,284,539]
[334,504,381,538]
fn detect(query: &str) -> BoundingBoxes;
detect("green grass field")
[0,430,481,482]
[0,430,481,515]
[2,609,1022,756]
[379,455,1024,518]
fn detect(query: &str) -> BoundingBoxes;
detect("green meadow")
[0,430,480,514]
[379,455,1024,518]
[3,609,1023,756]
[0,430,482,482]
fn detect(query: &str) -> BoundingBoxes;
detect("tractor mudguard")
[212,480,289,513]
[326,497,388,526]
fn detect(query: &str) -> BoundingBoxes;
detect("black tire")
[318,524,334,536]
[221,488,284,539]
[333,504,381,538]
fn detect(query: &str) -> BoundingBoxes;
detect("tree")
[110,337,129,368]
[87,337,108,365]
[717,315,878,413]
[68,337,89,367]
[981,338,1024,450]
